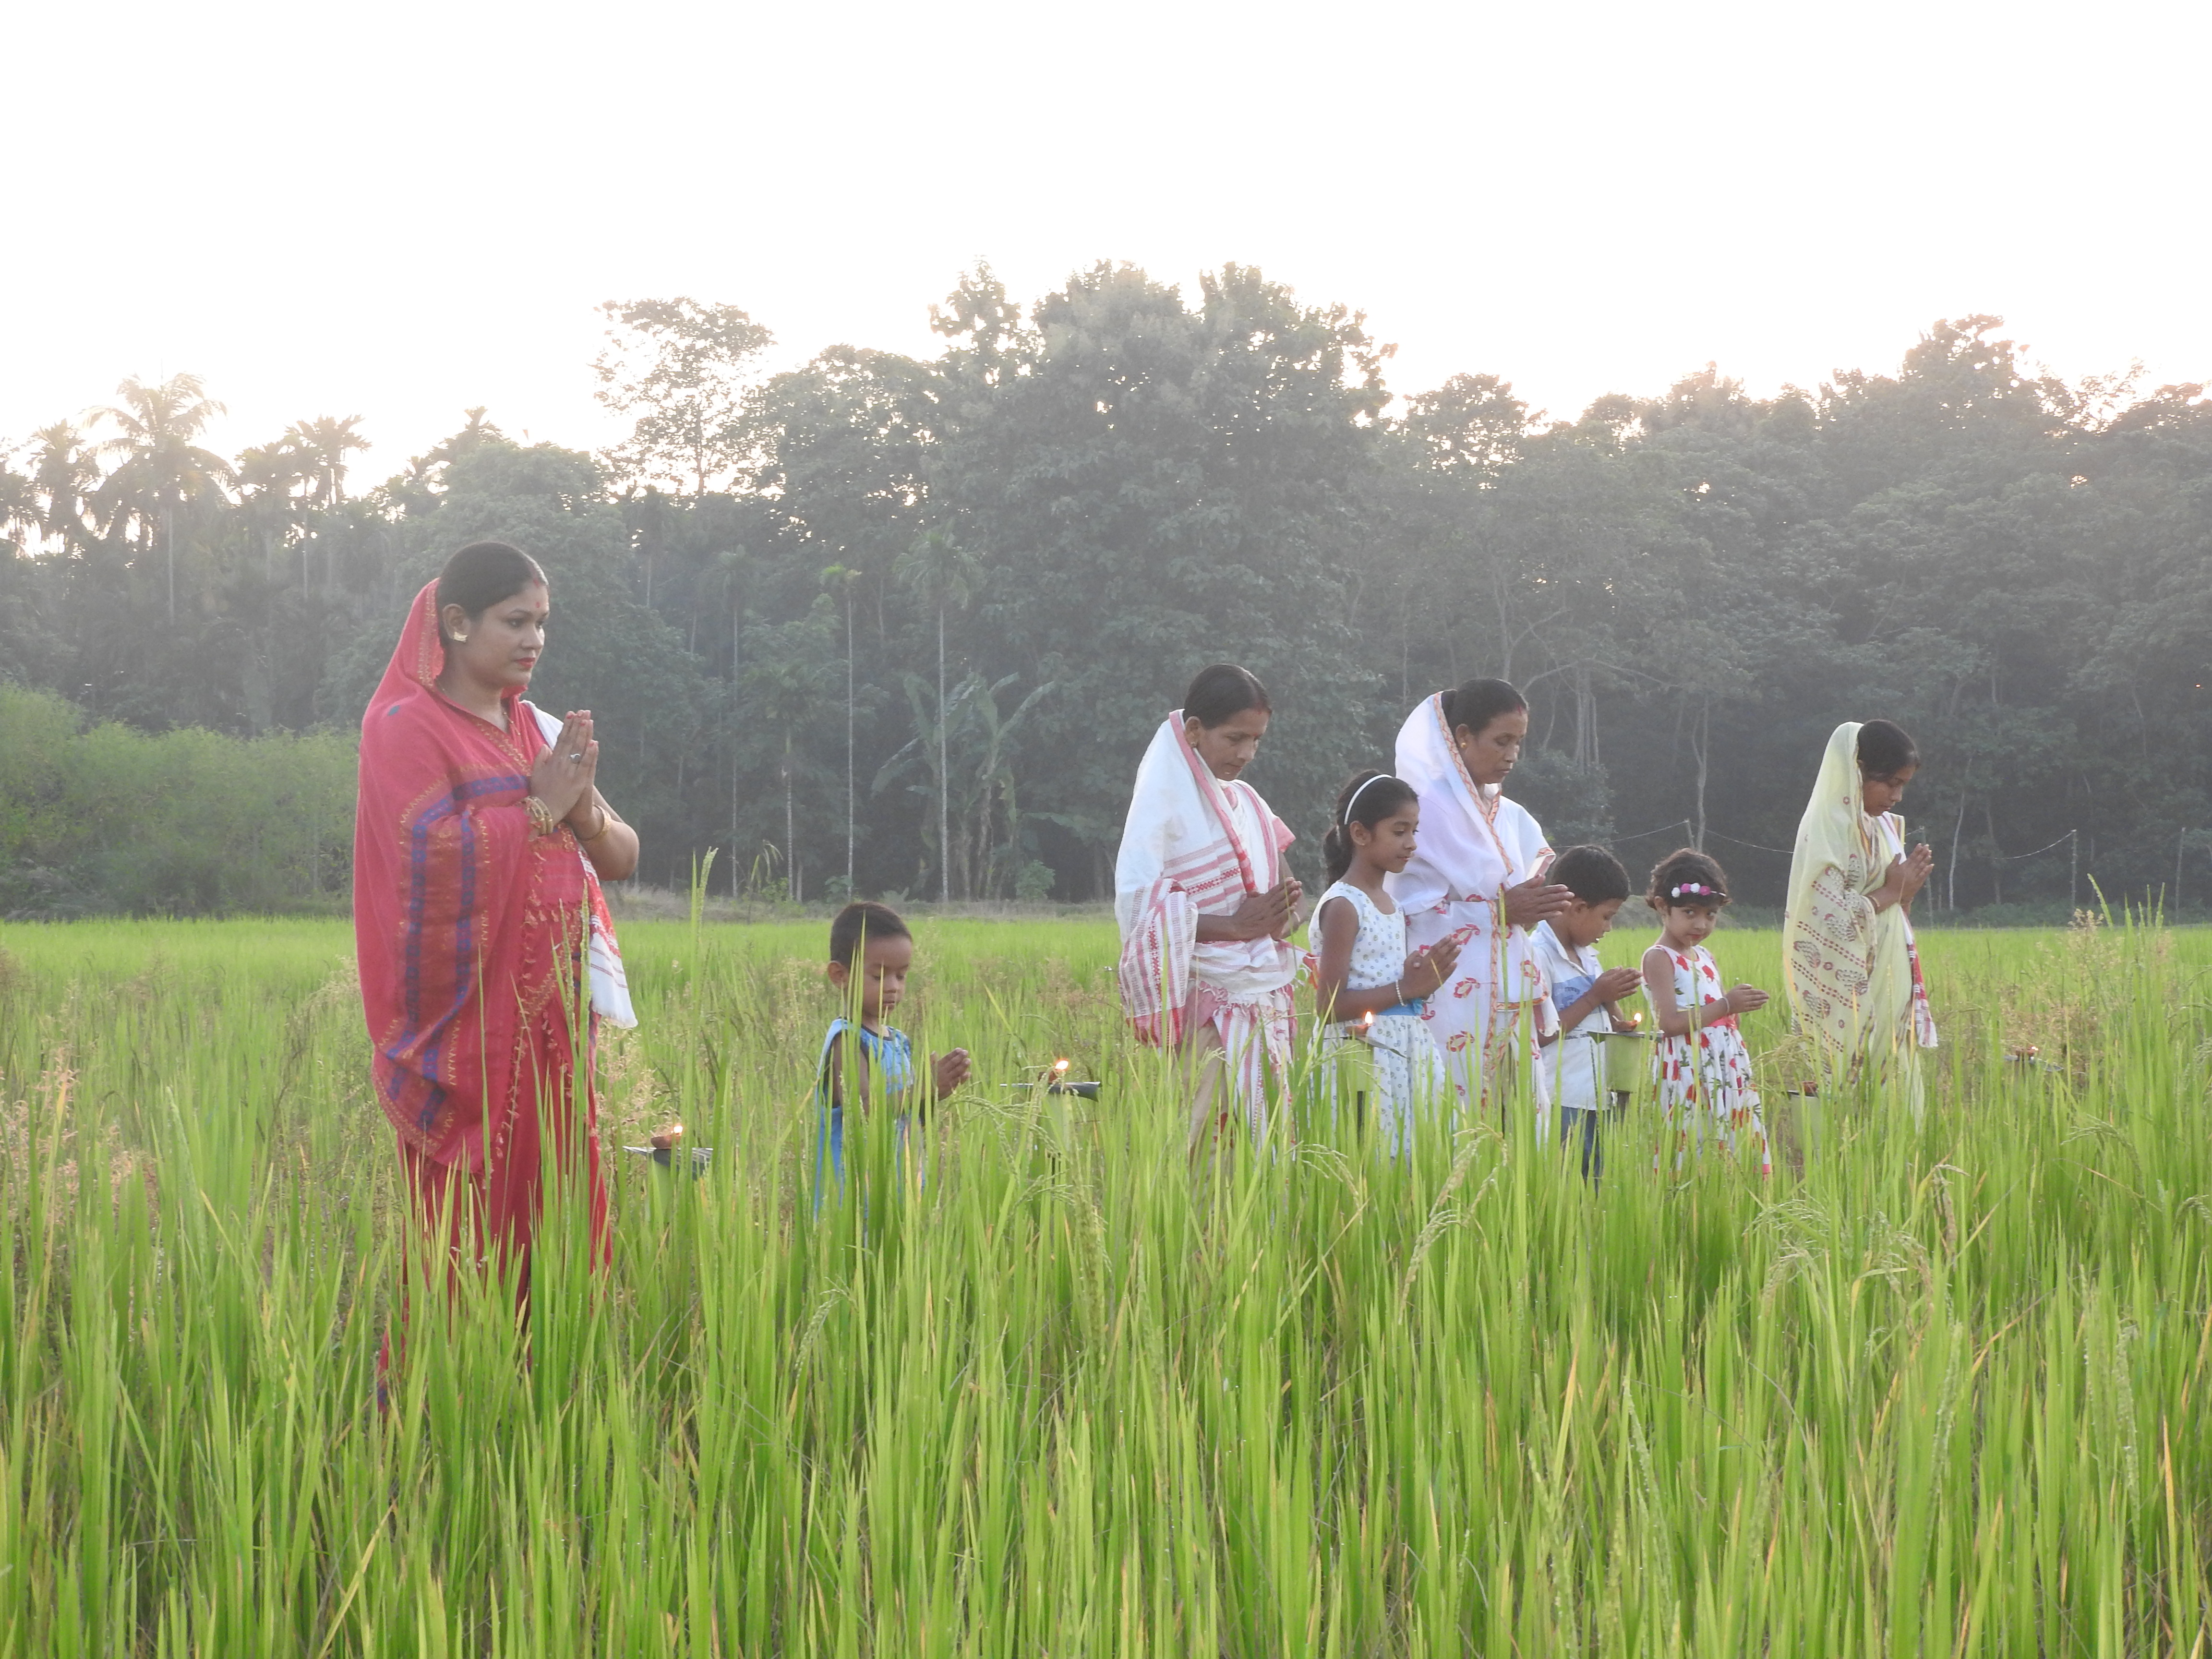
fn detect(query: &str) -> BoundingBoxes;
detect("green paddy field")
[1,914,2208,1655]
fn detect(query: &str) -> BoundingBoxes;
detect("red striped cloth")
[1114,713,1297,1051]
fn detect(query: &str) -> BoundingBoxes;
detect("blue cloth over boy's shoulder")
[814,1017,915,1212]
[1550,967,1599,1013]
[1534,920,1613,1126]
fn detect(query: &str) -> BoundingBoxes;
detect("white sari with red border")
[1114,712,1298,1137]
[1386,692,1554,1112]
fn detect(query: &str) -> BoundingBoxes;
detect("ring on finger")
[568,751,584,762]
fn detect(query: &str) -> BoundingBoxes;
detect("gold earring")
[451,632,469,644]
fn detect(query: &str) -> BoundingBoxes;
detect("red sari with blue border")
[353,581,611,1301]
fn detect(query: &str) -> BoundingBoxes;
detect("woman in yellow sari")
[1782,720,1939,1115]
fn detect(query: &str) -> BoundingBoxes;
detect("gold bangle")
[524,795,558,837]
[576,804,610,843]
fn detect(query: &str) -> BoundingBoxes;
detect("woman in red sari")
[354,541,639,1338]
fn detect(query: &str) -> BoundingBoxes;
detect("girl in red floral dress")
[1641,849,1771,1178]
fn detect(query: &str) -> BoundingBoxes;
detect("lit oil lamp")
[625,1119,712,1176]
[1046,1058,1100,1099]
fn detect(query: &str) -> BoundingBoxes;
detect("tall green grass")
[1,913,2207,1655]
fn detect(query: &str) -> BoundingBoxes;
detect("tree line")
[3,267,2208,917]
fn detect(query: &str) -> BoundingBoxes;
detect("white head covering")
[1115,712,1296,1010]
[1787,723,1874,918]
[1389,691,1548,913]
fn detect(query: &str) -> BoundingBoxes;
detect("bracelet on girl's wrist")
[523,795,558,837]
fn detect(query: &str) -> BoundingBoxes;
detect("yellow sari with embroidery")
[1782,722,1938,1113]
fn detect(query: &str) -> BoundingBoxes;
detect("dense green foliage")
[1,915,2208,1653]
[0,685,352,916]
[5,277,2209,914]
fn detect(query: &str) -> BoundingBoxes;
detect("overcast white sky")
[5,0,2206,472]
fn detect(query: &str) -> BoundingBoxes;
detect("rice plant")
[0,912,2206,1655]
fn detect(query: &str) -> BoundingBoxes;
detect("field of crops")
[2,912,2209,1656]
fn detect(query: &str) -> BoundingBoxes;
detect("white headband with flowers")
[1669,881,1719,899]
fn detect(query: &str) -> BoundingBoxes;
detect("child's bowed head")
[827,901,915,1020]
[1550,845,1630,910]
[825,900,973,1099]
[1648,848,1731,912]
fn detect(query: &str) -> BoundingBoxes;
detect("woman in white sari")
[1116,665,1303,1152]
[1782,720,1938,1115]
[1388,678,1573,1117]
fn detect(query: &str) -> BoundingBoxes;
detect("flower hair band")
[1342,773,1399,824]
[1670,881,1718,899]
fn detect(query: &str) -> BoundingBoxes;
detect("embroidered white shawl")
[1782,721,1936,1088]
[1385,692,1551,1004]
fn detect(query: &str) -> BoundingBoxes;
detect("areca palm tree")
[424,407,503,475]
[894,527,982,902]
[89,373,233,622]
[705,545,753,874]
[821,562,866,893]
[740,607,838,901]
[234,436,310,502]
[0,458,34,553]
[26,422,101,553]
[234,437,313,583]
[285,414,371,509]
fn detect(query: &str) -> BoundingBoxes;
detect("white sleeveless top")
[1312,880,1406,997]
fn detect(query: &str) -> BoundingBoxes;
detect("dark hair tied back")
[1182,664,1272,729]
[1443,676,1527,738]
[1648,847,1731,909]
[437,541,547,640]
[1857,719,1919,780]
[1321,769,1419,884]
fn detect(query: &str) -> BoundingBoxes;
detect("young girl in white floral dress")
[1308,770,1459,1155]
[1641,849,1772,1177]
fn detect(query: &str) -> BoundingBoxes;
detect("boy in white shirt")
[1533,846,1644,1179]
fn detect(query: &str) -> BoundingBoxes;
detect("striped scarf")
[1114,713,1298,1053]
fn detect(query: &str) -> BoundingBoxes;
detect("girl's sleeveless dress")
[1650,945,1771,1177]
[1311,881,1451,1154]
